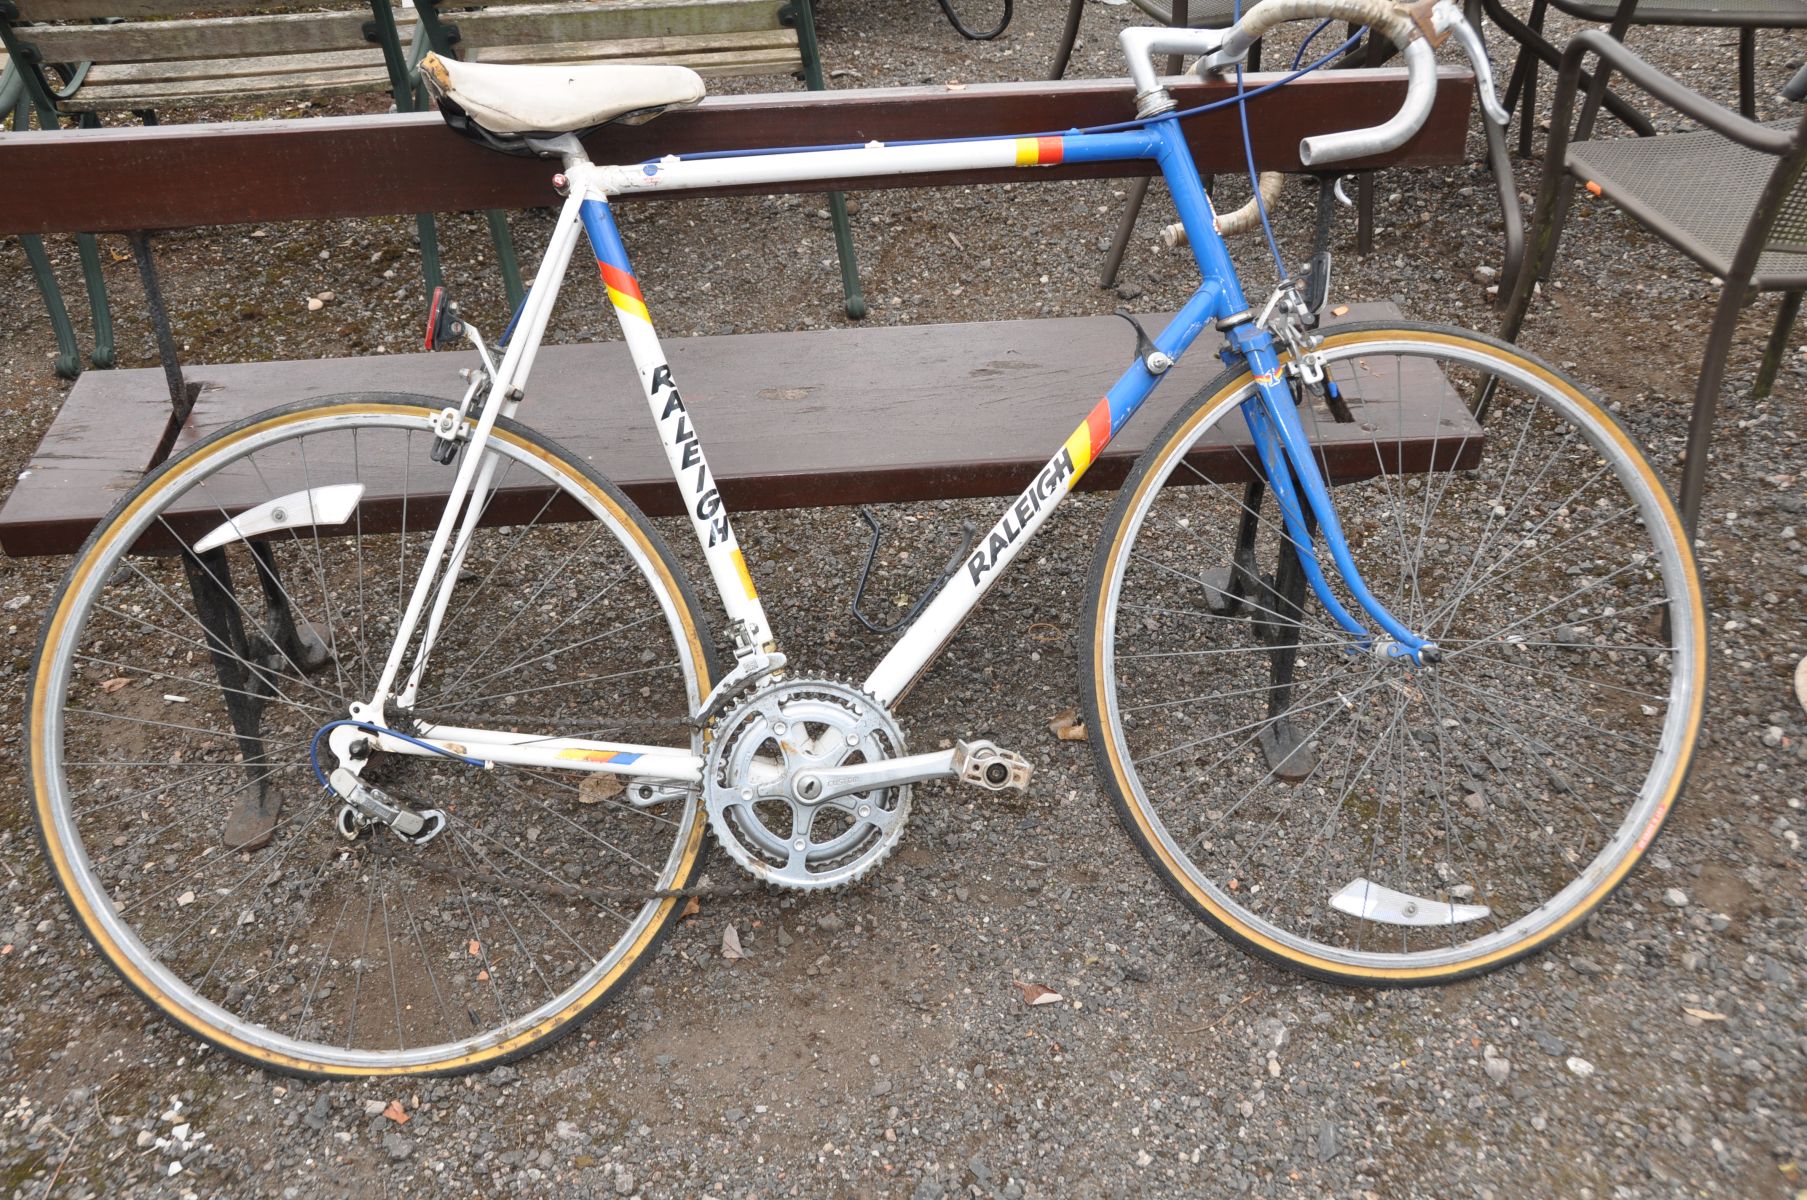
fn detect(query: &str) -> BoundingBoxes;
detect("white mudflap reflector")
[194,484,365,554]
[1330,877,1490,926]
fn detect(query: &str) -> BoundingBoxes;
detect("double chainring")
[704,678,910,890]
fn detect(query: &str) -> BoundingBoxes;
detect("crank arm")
[786,749,958,805]
[781,739,1033,805]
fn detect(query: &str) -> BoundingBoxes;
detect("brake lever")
[1429,0,1512,128]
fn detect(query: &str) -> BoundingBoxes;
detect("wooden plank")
[25,11,384,64]
[451,0,788,43]
[423,0,790,23]
[0,67,1476,237]
[83,48,399,86]
[474,47,803,77]
[0,304,1484,557]
[17,0,333,19]
[465,27,797,60]
[65,68,396,112]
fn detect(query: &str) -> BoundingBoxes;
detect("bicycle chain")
[416,857,773,906]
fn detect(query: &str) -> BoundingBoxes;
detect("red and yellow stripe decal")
[1014,136,1065,167]
[1061,396,1113,483]
[731,549,758,600]
[556,747,643,765]
[599,262,650,324]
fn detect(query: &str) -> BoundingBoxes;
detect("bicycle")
[26,0,1706,1078]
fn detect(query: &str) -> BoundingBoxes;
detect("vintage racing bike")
[27,0,1705,1076]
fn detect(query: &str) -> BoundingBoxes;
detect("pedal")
[953,739,1032,793]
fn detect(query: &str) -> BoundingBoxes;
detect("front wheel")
[1083,324,1706,984]
[28,396,717,1076]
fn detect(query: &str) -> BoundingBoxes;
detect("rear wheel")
[29,396,716,1076]
[1084,324,1706,983]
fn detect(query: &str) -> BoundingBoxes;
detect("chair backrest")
[1761,111,1807,256]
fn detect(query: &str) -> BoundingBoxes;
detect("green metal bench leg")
[416,212,445,295]
[784,0,865,319]
[76,232,114,368]
[826,193,864,319]
[69,113,115,369]
[20,234,81,379]
[486,210,525,311]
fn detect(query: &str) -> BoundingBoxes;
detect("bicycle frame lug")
[628,781,690,808]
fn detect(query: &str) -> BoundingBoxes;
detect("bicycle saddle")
[421,53,704,152]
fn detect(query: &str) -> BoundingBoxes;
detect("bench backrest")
[416,0,802,76]
[6,1,394,64]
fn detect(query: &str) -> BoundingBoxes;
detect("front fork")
[1228,324,1436,666]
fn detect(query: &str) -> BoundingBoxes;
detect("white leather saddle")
[420,52,705,137]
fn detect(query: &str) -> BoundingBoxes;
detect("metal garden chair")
[1499,29,1807,537]
[1486,0,1807,158]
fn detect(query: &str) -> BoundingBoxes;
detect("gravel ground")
[1,1,1804,1196]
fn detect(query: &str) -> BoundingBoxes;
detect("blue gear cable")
[643,28,1366,167]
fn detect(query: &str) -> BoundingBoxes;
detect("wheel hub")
[704,678,909,890]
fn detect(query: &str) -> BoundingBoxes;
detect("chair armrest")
[1556,29,1792,155]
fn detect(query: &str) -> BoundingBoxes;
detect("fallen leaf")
[1047,707,1087,742]
[578,773,625,805]
[382,1099,409,1124]
[680,897,701,920]
[722,924,745,960]
[1682,1006,1727,1022]
[467,939,481,957]
[1013,981,1063,1007]
[101,677,131,693]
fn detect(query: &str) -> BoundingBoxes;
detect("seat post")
[525,131,590,171]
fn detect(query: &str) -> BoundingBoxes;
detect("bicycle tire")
[1082,323,1706,984]
[28,396,718,1076]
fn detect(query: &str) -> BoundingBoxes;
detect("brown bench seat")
[0,302,1481,557]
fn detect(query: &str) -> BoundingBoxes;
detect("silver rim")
[36,404,708,1071]
[1097,330,1701,972]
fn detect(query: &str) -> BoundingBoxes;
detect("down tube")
[577,193,775,650]
[863,280,1224,708]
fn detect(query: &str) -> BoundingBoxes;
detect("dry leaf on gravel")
[382,1100,409,1124]
[1013,981,1063,1006]
[722,924,745,960]
[1047,708,1087,742]
[680,897,701,920]
[578,773,625,805]
[100,677,130,693]
[1682,1007,1727,1022]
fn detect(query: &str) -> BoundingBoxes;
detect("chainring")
[704,678,910,891]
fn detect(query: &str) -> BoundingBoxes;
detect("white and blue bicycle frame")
[341,28,1452,788]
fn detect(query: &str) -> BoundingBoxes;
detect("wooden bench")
[0,302,1483,557]
[0,0,414,115]
[0,0,423,377]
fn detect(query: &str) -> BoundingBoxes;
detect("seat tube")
[577,191,774,651]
